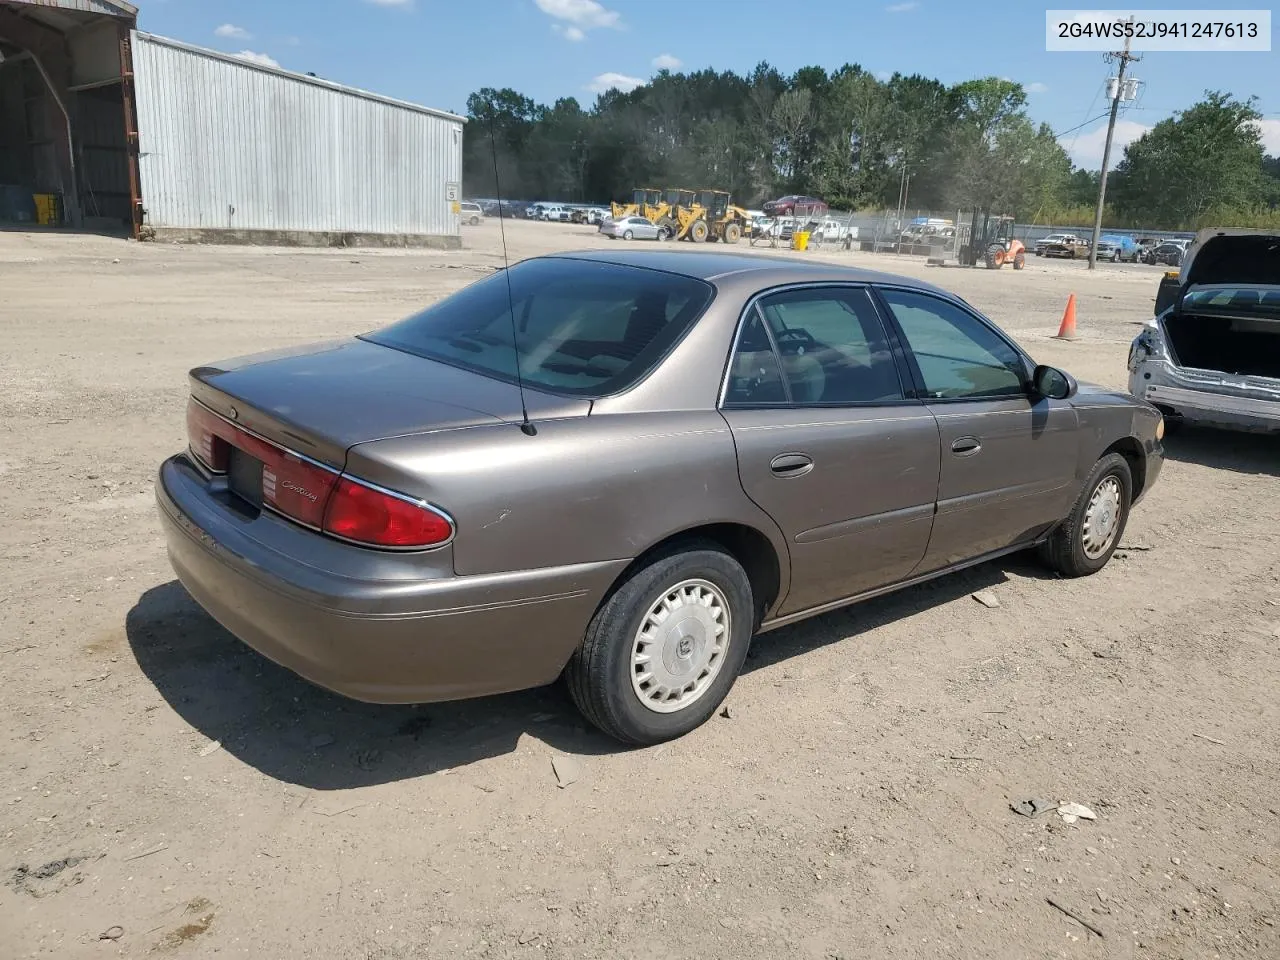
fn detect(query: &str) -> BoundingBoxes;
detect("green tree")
[943,78,1069,219]
[460,69,1271,226]
[1111,91,1266,226]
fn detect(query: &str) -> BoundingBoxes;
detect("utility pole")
[1088,28,1140,269]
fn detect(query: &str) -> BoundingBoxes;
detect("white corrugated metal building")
[132,33,464,246]
[1,1,465,247]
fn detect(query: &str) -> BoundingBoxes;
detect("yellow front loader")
[610,188,664,222]
[663,190,749,243]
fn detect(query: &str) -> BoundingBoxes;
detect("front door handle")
[770,453,814,477]
[951,436,982,456]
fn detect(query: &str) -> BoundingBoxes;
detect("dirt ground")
[2,220,1278,960]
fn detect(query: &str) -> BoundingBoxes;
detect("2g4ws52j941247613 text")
[1046,9,1271,51]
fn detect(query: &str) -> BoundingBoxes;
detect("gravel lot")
[2,220,1278,959]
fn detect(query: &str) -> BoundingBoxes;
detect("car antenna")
[488,115,537,437]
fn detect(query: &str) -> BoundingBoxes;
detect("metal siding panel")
[131,33,462,237]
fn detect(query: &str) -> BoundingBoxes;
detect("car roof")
[538,249,956,296]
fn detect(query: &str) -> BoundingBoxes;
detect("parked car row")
[465,199,614,224]
[1031,231,1194,266]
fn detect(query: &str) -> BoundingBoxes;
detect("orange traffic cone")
[1054,293,1078,340]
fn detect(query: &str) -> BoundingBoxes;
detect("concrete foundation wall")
[145,226,462,249]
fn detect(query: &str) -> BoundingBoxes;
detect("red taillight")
[323,477,454,549]
[187,401,230,472]
[186,397,452,550]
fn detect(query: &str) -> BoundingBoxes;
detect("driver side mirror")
[1032,364,1077,400]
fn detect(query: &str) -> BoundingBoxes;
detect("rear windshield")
[1181,286,1280,317]
[363,257,715,397]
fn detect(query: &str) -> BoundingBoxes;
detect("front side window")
[878,288,1027,400]
[365,258,714,397]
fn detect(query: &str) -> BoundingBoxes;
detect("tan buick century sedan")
[157,251,1164,744]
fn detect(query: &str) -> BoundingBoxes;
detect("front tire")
[623,229,633,240]
[1013,252,1026,270]
[1038,453,1133,577]
[565,546,753,745]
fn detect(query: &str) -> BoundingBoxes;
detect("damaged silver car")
[1128,229,1280,433]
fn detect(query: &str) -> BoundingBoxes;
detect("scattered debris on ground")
[1011,798,1055,818]
[8,855,95,898]
[551,755,582,789]
[1058,802,1098,824]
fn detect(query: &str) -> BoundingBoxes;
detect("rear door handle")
[951,437,982,456]
[770,453,814,477]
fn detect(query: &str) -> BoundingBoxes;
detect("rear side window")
[364,257,714,397]
[725,287,905,406]
[724,312,787,404]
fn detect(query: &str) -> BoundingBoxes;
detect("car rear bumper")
[1129,364,1280,434]
[155,455,628,704]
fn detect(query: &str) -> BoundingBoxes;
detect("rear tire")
[1038,453,1133,578]
[623,229,633,240]
[1013,252,1026,270]
[565,545,753,746]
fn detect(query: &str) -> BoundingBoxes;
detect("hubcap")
[630,579,731,714]
[1081,475,1123,559]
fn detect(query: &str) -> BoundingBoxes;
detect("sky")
[138,0,1280,170]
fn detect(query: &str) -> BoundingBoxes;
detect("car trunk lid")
[1178,229,1280,294]
[189,338,589,469]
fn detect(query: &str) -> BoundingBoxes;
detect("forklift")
[957,212,1026,269]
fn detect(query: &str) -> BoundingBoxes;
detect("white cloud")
[1249,118,1280,155]
[215,24,250,40]
[234,50,281,68]
[536,0,622,40]
[1064,119,1150,169]
[875,70,892,81]
[652,53,682,70]
[587,72,643,94]
[886,1,918,11]
[1026,81,1048,94]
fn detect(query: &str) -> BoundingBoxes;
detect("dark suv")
[763,195,828,217]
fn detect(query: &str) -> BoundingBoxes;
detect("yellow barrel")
[792,231,810,251]
[33,194,61,226]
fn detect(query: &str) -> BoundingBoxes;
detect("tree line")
[463,64,1280,230]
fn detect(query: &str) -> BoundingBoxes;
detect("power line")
[1054,112,1112,141]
